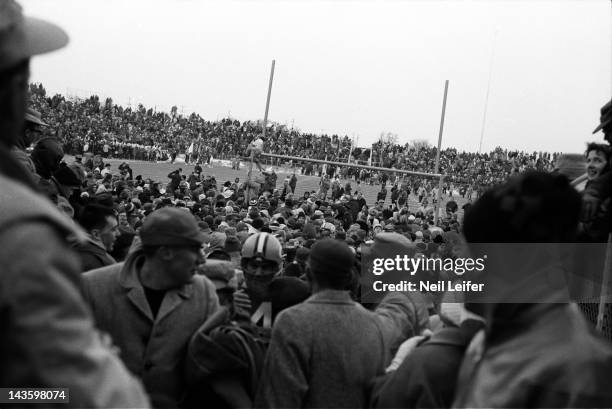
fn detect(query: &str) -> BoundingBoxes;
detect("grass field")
[95,157,470,216]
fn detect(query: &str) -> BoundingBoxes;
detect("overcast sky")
[22,0,612,153]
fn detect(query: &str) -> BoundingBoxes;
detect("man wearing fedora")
[11,106,45,177]
[0,0,150,406]
[82,207,220,408]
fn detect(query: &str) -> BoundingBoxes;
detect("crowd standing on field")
[3,1,612,408]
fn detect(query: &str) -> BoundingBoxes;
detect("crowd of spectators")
[4,3,612,409]
[29,83,557,193]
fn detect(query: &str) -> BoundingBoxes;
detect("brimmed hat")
[25,107,47,126]
[139,207,206,247]
[0,0,69,71]
[593,99,612,134]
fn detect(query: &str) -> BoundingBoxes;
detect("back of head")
[308,238,355,290]
[463,171,580,244]
[462,171,581,315]
[31,137,64,178]
[207,232,226,252]
[268,276,310,322]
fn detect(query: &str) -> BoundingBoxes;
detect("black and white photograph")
[1,0,612,407]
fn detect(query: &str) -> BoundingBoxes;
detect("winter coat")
[72,237,116,272]
[82,251,219,408]
[453,304,612,408]
[0,172,149,408]
[254,291,422,408]
[371,320,482,409]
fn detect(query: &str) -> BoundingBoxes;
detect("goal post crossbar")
[250,152,445,179]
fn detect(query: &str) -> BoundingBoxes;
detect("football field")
[98,157,468,215]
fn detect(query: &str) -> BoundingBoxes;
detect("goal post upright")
[246,59,276,205]
[434,80,449,225]
[262,59,276,141]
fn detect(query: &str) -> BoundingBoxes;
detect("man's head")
[139,207,206,289]
[307,239,355,291]
[593,99,612,143]
[22,107,45,147]
[78,204,119,252]
[463,172,580,244]
[240,232,283,301]
[0,0,68,148]
[320,222,336,238]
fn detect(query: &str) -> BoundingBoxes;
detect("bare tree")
[379,131,399,145]
[410,139,432,150]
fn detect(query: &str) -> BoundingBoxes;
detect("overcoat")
[83,252,219,408]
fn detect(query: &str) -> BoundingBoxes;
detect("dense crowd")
[3,2,612,408]
[28,83,557,192]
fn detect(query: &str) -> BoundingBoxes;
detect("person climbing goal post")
[246,135,265,172]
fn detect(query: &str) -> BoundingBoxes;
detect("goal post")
[257,152,444,179]
[243,152,446,217]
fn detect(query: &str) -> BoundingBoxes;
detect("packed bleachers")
[29,83,558,193]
